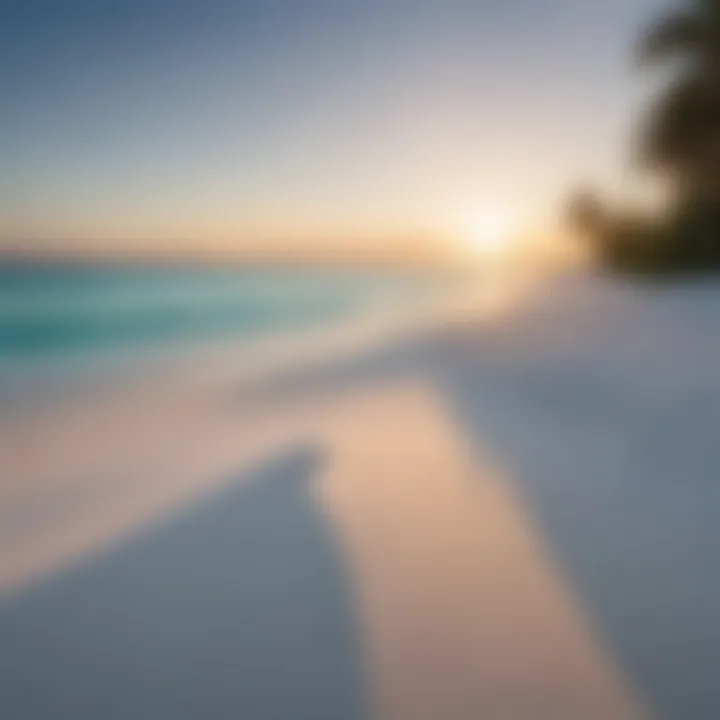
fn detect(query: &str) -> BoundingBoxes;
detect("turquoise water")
[0,264,443,367]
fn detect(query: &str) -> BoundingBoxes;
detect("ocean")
[0,263,445,370]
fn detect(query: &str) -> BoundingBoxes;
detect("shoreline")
[0,270,528,416]
[0,270,540,596]
[6,271,719,716]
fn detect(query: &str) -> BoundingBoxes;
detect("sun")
[460,207,516,257]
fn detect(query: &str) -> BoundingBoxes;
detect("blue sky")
[0,0,664,254]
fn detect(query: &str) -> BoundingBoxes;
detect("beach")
[2,272,720,718]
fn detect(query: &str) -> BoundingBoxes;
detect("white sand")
[3,273,720,718]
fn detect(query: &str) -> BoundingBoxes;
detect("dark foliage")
[573,1,720,276]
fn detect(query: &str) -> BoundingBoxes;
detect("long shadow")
[431,330,720,719]
[0,446,367,720]
[208,291,720,718]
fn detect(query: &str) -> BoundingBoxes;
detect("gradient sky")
[0,0,665,256]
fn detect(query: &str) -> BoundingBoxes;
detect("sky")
[0,0,666,257]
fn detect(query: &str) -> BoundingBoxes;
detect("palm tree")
[566,187,605,238]
[637,0,720,267]
[638,0,720,199]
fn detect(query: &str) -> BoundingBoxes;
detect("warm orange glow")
[458,206,517,260]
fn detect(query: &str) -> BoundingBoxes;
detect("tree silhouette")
[638,0,720,201]
[566,188,606,239]
[606,0,720,272]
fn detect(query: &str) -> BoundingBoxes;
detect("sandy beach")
[3,273,720,718]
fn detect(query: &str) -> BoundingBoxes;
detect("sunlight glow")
[460,206,517,259]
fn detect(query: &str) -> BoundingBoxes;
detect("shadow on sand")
[227,306,720,718]
[0,446,367,720]
[433,335,720,719]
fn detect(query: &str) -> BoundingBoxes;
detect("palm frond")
[637,13,704,66]
[641,75,720,169]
